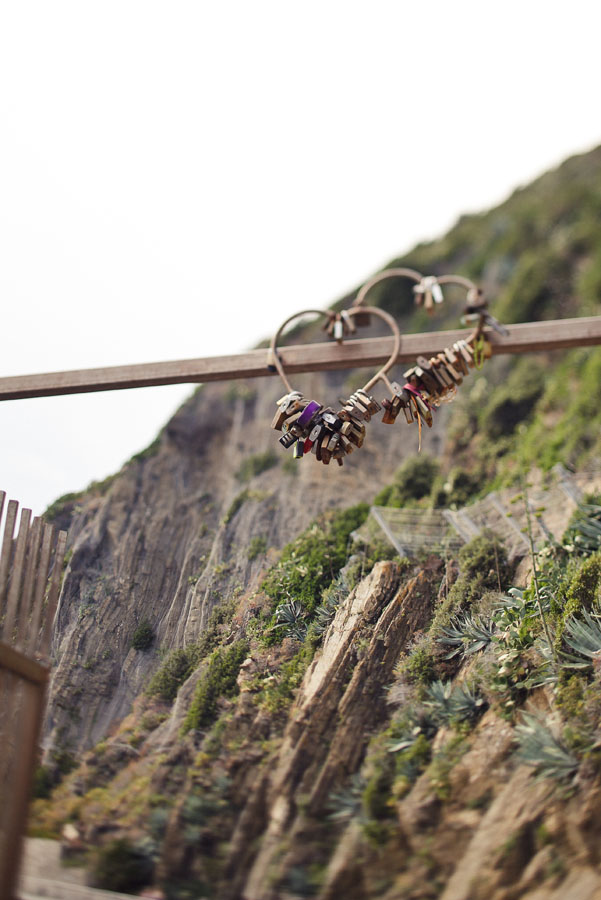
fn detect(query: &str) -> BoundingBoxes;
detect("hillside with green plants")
[29,145,601,900]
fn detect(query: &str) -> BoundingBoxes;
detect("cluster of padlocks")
[269,270,506,467]
[272,389,380,466]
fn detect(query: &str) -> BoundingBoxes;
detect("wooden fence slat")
[17,517,42,651]
[2,507,30,644]
[0,641,49,686]
[28,523,55,656]
[0,677,46,900]
[0,497,68,900]
[0,491,5,522]
[0,499,18,619]
[39,530,67,658]
[0,316,600,399]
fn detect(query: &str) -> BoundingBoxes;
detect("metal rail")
[1,316,601,401]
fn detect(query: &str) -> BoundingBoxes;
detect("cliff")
[30,145,601,899]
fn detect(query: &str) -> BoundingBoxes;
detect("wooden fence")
[0,490,67,900]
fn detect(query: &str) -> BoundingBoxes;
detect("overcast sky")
[2,1,601,516]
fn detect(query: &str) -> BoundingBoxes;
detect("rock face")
[35,145,601,900]
[38,553,601,900]
[46,374,447,753]
[240,561,436,900]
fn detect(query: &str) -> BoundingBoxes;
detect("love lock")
[268,305,401,467]
[353,269,506,449]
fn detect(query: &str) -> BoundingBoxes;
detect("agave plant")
[424,680,485,726]
[437,611,496,659]
[312,574,348,636]
[564,502,601,555]
[386,705,437,753]
[326,773,364,822]
[562,608,601,667]
[270,600,307,642]
[514,712,580,781]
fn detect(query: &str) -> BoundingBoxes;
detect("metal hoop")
[353,268,482,313]
[269,306,401,395]
[353,267,424,307]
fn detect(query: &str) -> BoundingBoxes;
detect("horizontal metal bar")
[0,641,49,685]
[1,316,601,401]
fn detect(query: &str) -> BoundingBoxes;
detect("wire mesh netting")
[353,507,464,558]
[354,468,601,561]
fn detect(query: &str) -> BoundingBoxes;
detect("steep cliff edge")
[46,374,448,753]
[31,145,601,899]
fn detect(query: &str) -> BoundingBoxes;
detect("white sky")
[1,1,601,516]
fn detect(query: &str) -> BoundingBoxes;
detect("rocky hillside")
[30,145,601,899]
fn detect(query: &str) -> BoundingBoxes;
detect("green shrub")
[446,534,510,612]
[392,733,432,796]
[432,467,484,508]
[312,574,348,636]
[555,552,601,645]
[236,450,278,482]
[43,491,82,523]
[223,489,249,525]
[427,734,468,800]
[32,765,53,799]
[495,249,570,325]
[257,635,319,713]
[90,838,154,893]
[182,640,249,732]
[374,455,439,508]
[247,536,268,560]
[129,434,162,464]
[261,504,369,619]
[400,645,437,685]
[480,358,545,440]
[51,748,77,776]
[363,763,394,822]
[131,620,154,651]
[515,349,601,471]
[147,598,238,702]
[146,647,201,702]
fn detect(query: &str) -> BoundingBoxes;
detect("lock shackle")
[353,267,490,322]
[353,267,424,307]
[269,305,401,395]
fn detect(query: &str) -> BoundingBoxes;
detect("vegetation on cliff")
[31,145,601,898]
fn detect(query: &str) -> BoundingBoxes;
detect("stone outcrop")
[46,372,447,754]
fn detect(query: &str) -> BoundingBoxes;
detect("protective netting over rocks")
[353,465,601,560]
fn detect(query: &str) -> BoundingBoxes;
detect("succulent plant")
[563,502,601,555]
[562,608,601,668]
[424,680,485,725]
[515,712,580,781]
[437,611,496,659]
[270,600,308,642]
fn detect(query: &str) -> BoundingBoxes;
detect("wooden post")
[0,493,67,900]
[0,660,48,900]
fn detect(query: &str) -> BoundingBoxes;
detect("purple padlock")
[297,400,322,429]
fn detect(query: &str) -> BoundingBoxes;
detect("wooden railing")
[0,491,67,900]
[0,316,600,400]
